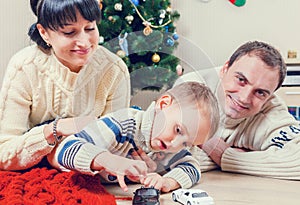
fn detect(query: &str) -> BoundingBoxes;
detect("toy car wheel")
[172,193,177,202]
[187,201,192,205]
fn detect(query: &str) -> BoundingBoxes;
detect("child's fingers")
[126,175,140,182]
[134,160,148,177]
[130,149,143,161]
[117,174,128,192]
[136,148,157,172]
[124,160,147,178]
[129,147,157,172]
[143,176,162,190]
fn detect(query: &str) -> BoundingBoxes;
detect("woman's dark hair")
[228,41,286,91]
[28,0,101,50]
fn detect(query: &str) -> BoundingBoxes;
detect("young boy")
[48,82,219,192]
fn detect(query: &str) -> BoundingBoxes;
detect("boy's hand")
[141,173,180,193]
[129,147,157,172]
[92,151,148,192]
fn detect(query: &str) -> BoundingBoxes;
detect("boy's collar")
[140,101,157,152]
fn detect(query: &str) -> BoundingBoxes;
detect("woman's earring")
[46,42,51,47]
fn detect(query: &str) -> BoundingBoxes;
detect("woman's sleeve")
[101,59,130,115]
[0,58,53,171]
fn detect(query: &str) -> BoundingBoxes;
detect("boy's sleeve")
[49,119,115,174]
[162,149,201,188]
[50,114,138,174]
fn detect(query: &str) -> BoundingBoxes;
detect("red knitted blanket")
[0,167,116,205]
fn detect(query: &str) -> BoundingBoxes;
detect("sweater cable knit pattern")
[0,44,130,171]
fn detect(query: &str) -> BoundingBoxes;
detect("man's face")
[219,54,279,119]
[150,96,211,153]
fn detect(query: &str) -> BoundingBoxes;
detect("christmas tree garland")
[128,0,172,29]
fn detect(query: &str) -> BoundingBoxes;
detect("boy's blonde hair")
[165,82,219,140]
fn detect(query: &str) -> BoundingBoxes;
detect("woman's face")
[38,11,99,72]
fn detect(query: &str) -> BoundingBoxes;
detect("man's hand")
[200,137,230,166]
[92,151,148,192]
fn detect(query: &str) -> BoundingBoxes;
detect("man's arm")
[201,105,300,180]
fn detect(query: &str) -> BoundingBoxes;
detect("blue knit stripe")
[163,150,200,185]
[101,117,122,141]
[58,140,83,170]
[175,162,200,185]
[111,117,128,143]
[74,130,95,144]
[167,149,192,166]
[101,117,138,150]
[116,118,138,150]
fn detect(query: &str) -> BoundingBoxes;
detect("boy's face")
[150,95,211,153]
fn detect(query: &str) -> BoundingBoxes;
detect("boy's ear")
[156,94,173,109]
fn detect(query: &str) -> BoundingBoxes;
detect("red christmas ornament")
[229,0,246,7]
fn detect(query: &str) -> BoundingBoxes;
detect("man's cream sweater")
[176,67,300,180]
[0,45,130,170]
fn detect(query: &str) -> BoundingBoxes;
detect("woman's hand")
[56,116,96,136]
[43,116,95,145]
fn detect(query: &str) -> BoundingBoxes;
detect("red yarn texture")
[0,167,116,205]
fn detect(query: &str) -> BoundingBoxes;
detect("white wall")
[172,0,300,72]
[1,0,300,85]
[0,0,35,86]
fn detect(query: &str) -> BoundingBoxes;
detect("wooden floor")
[105,170,300,205]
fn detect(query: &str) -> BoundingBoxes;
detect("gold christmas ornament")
[97,0,103,10]
[143,25,153,36]
[108,16,116,23]
[116,50,126,58]
[151,53,160,63]
[166,6,172,13]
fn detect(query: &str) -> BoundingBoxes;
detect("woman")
[0,0,130,171]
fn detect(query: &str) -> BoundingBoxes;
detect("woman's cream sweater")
[0,45,130,170]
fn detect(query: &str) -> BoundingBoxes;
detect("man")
[174,41,300,180]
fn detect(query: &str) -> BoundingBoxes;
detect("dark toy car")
[132,186,160,205]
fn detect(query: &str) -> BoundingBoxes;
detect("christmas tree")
[98,0,181,94]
